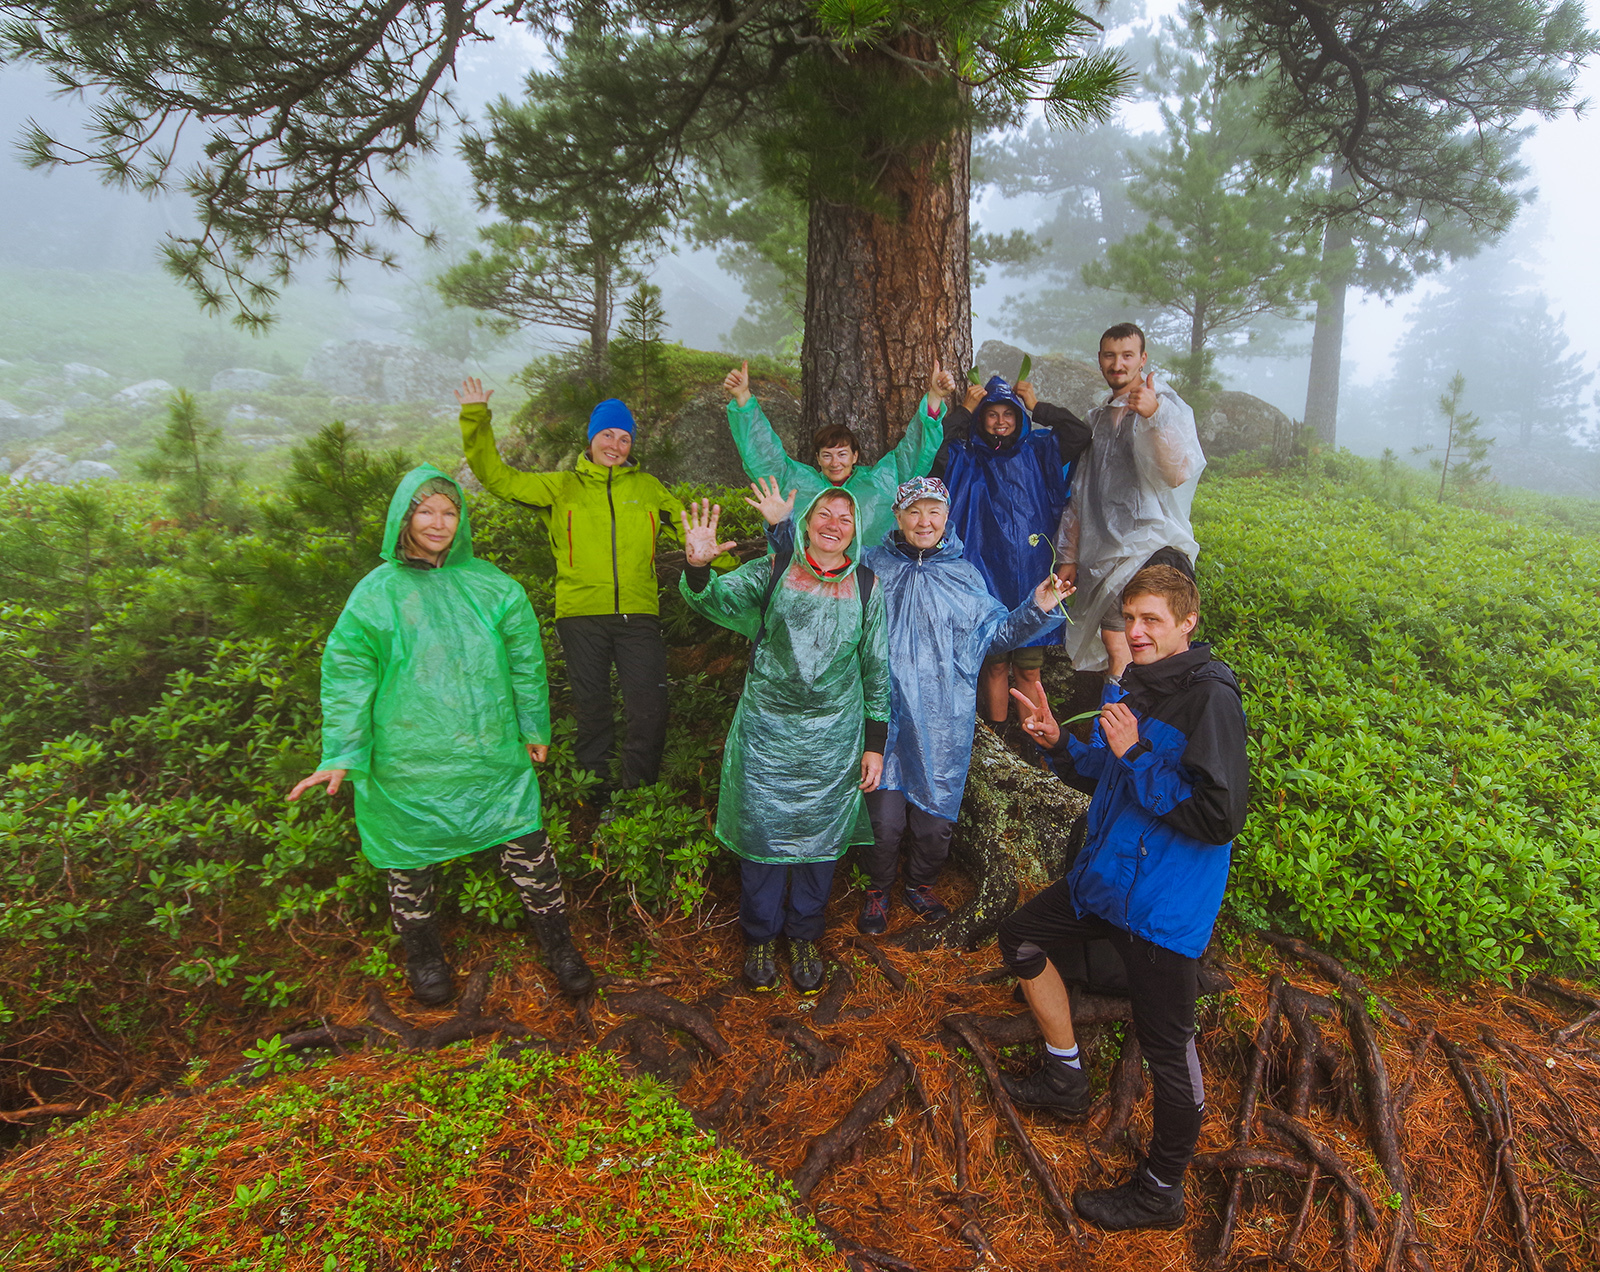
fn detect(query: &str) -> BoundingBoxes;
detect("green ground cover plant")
[0,1046,836,1270]
[1196,467,1600,977]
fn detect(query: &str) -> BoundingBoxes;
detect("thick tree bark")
[801,43,972,460]
[1303,165,1355,446]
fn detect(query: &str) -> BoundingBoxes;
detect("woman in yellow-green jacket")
[457,378,683,807]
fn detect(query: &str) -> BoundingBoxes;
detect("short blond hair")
[1121,565,1198,622]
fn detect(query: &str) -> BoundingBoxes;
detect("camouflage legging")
[386,831,565,932]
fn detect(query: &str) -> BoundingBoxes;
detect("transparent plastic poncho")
[317,464,551,870]
[863,527,1063,821]
[1056,378,1206,671]
[680,489,891,865]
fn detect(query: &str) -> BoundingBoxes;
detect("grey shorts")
[1101,547,1195,632]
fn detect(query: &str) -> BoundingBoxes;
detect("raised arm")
[884,360,955,483]
[1126,375,1206,488]
[459,396,566,507]
[726,365,806,488]
[678,500,771,639]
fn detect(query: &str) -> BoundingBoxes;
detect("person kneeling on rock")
[678,488,890,994]
[997,565,1249,1233]
[288,465,595,1004]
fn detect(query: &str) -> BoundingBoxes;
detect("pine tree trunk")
[1304,165,1355,446]
[801,41,973,460]
[591,249,612,365]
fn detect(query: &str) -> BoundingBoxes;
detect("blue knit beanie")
[588,398,636,440]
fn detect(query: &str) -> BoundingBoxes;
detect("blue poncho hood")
[968,376,1033,450]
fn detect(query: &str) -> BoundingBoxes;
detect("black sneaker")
[1073,1169,1185,1232]
[743,940,779,991]
[903,884,949,922]
[999,1054,1091,1118]
[789,939,825,993]
[857,889,889,935]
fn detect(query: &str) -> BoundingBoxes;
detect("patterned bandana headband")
[892,475,951,512]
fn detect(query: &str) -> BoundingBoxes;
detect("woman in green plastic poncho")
[679,487,890,994]
[288,465,595,1004]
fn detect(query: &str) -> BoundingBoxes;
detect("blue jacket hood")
[967,375,1033,448]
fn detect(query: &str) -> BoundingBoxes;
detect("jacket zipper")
[566,510,573,568]
[607,466,620,614]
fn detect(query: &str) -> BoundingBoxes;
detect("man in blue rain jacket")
[998,564,1250,1235]
[933,374,1090,739]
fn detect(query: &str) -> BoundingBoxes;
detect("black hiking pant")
[739,859,838,943]
[862,790,953,892]
[555,613,668,797]
[998,888,1204,1186]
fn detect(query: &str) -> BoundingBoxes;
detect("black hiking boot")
[1073,1167,1186,1232]
[1000,1054,1091,1118]
[903,884,949,923]
[857,889,889,935]
[789,939,826,993]
[529,911,596,997]
[744,940,779,991]
[399,925,456,1007]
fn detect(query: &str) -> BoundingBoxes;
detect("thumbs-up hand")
[724,361,751,407]
[1127,371,1159,419]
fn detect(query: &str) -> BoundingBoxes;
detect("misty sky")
[2,4,1596,417]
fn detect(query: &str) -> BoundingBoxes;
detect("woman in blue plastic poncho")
[678,487,890,994]
[288,465,594,1004]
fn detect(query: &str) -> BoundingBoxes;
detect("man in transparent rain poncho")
[1055,324,1207,679]
[678,487,890,994]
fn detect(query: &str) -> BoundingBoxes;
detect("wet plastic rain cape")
[1056,377,1205,671]
[727,395,944,548]
[317,464,551,870]
[680,489,890,864]
[864,528,1065,821]
[940,376,1067,648]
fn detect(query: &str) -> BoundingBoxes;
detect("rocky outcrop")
[1198,391,1295,458]
[648,378,805,489]
[9,448,120,485]
[211,368,283,394]
[302,341,463,404]
[0,405,67,445]
[112,379,175,407]
[975,340,1106,419]
[62,363,112,385]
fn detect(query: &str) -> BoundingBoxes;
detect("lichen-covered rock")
[62,363,112,384]
[648,378,805,489]
[62,459,119,483]
[892,723,1089,952]
[210,368,283,394]
[0,407,66,445]
[1198,391,1294,458]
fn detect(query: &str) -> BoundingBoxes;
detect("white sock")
[1044,1043,1082,1069]
[1144,1166,1173,1189]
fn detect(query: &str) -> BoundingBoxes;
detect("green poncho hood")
[316,466,552,870]
[381,464,474,567]
[794,487,865,581]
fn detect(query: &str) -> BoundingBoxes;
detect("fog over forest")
[2,0,1597,493]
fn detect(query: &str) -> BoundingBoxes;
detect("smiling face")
[895,497,947,549]
[404,492,460,564]
[815,444,858,485]
[1099,335,1148,396]
[588,427,633,467]
[805,494,856,561]
[1122,591,1196,664]
[980,403,1020,439]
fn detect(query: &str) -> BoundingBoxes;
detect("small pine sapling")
[1413,372,1494,502]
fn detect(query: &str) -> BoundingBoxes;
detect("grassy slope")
[1196,460,1600,977]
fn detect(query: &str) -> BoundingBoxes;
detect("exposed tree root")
[845,936,907,992]
[811,1218,925,1272]
[1258,1107,1380,1230]
[1191,1146,1311,1177]
[606,987,729,1058]
[943,1014,1083,1244]
[1213,974,1285,1267]
[1091,1031,1145,1154]
[812,964,857,1027]
[947,1060,999,1262]
[599,1019,694,1084]
[769,1016,840,1075]
[791,1047,910,1200]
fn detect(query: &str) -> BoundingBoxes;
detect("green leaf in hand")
[1019,353,1032,381]
[967,366,983,385]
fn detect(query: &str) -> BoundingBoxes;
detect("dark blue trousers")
[739,859,838,943]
